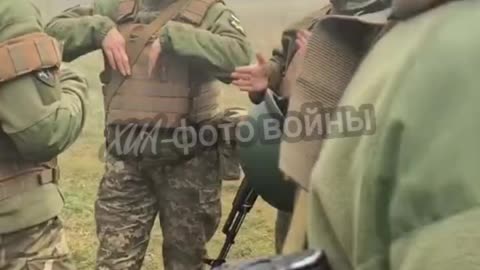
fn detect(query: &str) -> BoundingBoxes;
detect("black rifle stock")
[204,177,258,268]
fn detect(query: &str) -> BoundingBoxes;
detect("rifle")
[204,177,258,269]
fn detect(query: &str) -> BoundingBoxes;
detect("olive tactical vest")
[0,32,61,199]
[102,0,222,128]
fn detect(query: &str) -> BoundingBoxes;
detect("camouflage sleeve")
[267,7,330,94]
[267,31,295,94]
[0,66,88,162]
[45,5,116,62]
[158,2,253,82]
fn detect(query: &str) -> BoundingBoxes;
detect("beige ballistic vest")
[0,33,61,199]
[102,0,222,128]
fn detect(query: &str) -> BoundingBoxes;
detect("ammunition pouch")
[0,33,61,83]
[217,108,248,181]
[0,159,59,201]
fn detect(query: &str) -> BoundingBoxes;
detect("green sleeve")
[266,30,294,95]
[45,5,116,62]
[0,67,88,162]
[383,14,480,270]
[263,7,329,100]
[248,14,315,104]
[158,3,253,82]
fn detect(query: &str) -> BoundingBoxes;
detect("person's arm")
[233,7,327,104]
[376,15,480,270]
[266,31,293,94]
[45,5,116,62]
[158,2,253,81]
[385,67,480,268]
[0,66,88,161]
[268,6,330,93]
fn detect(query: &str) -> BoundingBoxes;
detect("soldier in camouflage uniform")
[0,0,89,269]
[46,0,252,269]
[231,7,330,254]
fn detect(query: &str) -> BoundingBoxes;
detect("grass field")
[48,0,321,268]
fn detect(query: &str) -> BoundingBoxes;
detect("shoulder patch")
[229,14,245,35]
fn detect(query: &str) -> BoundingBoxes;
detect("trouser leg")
[95,154,158,270]
[0,217,76,270]
[150,148,222,270]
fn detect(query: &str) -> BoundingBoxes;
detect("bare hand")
[231,54,269,92]
[148,38,162,78]
[102,27,131,76]
[296,30,312,56]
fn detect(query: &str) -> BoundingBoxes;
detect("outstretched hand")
[231,54,269,92]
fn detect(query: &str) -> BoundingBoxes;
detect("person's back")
[0,0,88,269]
[306,1,480,270]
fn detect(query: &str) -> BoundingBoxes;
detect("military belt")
[0,168,59,201]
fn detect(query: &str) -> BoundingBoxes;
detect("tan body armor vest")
[102,0,222,128]
[0,33,61,200]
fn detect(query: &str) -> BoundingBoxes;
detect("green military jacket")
[302,1,480,270]
[45,0,252,81]
[0,0,88,234]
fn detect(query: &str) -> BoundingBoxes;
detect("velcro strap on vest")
[391,0,450,19]
[0,166,59,201]
[178,0,223,25]
[0,33,61,83]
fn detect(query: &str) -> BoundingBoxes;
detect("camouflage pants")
[0,217,76,270]
[275,210,293,254]
[95,147,221,270]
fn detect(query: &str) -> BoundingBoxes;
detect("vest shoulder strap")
[114,0,138,22]
[0,33,61,84]
[177,0,224,26]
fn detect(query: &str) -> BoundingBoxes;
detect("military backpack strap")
[0,33,61,84]
[104,0,191,111]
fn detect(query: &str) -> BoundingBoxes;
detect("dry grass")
[48,0,323,268]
